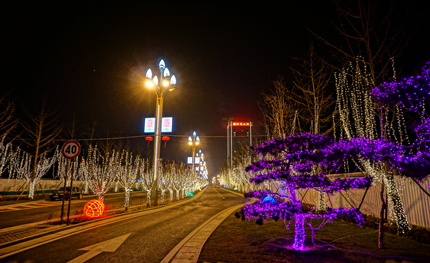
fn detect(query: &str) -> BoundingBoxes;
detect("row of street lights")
[188,132,208,178]
[188,131,200,174]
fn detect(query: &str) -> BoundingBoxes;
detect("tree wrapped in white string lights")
[169,163,185,201]
[81,145,119,202]
[8,146,57,199]
[335,59,430,248]
[334,59,410,237]
[0,137,12,176]
[369,61,430,181]
[55,151,81,189]
[138,160,153,206]
[117,151,140,210]
[157,164,168,204]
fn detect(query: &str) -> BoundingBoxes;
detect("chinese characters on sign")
[144,118,155,133]
[161,117,173,133]
[144,117,173,133]
[232,122,250,126]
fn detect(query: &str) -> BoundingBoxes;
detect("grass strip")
[199,211,430,263]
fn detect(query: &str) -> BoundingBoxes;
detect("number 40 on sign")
[61,140,81,159]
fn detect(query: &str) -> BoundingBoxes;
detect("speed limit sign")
[61,140,81,159]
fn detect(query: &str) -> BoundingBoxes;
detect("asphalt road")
[0,192,149,228]
[1,187,245,263]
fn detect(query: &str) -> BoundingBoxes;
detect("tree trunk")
[378,180,386,249]
[28,180,35,199]
[146,189,151,207]
[293,214,306,250]
[385,175,409,235]
[84,180,89,194]
[160,189,165,204]
[124,187,130,210]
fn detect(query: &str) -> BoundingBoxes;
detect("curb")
[161,203,244,262]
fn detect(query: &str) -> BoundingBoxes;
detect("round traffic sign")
[61,140,81,159]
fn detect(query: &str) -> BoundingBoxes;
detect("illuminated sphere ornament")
[84,199,105,218]
[262,196,276,204]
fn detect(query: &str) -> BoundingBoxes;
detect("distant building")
[226,120,253,167]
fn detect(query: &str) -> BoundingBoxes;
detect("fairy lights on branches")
[242,116,430,250]
[335,59,410,240]
[242,133,377,251]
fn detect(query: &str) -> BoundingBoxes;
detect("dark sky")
[1,1,430,179]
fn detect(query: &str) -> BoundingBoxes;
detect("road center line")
[212,187,225,199]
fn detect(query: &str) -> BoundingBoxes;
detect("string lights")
[242,107,430,250]
[335,59,411,234]
[370,62,430,110]
[242,133,379,251]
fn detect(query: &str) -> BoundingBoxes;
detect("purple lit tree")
[240,133,392,251]
[370,61,430,181]
[335,60,430,248]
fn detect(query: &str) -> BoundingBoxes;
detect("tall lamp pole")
[188,131,200,174]
[145,59,177,206]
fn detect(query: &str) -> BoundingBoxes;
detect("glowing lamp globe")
[262,196,276,204]
[84,199,105,218]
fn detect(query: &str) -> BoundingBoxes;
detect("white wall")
[0,178,86,194]
[298,175,430,228]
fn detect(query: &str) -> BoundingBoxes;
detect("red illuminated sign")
[232,122,250,126]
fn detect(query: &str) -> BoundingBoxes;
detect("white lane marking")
[67,233,131,263]
[212,187,225,200]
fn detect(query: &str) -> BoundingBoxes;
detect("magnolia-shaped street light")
[145,59,177,206]
[188,131,200,174]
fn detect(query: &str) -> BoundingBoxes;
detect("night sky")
[1,1,430,179]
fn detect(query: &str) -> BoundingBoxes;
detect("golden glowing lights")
[145,79,155,88]
[232,122,250,126]
[83,199,105,218]
[162,79,170,87]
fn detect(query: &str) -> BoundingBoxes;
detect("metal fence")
[298,175,430,228]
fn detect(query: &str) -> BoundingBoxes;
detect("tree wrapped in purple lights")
[370,62,430,110]
[241,133,381,251]
[370,62,430,180]
[334,59,430,248]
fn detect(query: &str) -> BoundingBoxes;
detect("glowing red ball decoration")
[83,199,105,218]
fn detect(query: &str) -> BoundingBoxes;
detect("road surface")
[1,187,245,263]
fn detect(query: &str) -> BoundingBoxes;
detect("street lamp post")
[188,131,200,174]
[145,59,177,206]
